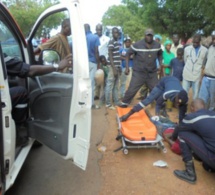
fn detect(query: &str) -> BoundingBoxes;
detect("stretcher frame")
[115,109,167,155]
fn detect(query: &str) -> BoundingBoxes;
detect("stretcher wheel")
[162,148,167,153]
[123,149,128,155]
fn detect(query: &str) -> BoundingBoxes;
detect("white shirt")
[98,34,110,59]
[183,45,208,81]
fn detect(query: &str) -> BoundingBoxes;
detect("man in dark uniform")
[120,76,188,123]
[119,28,162,107]
[4,53,72,145]
[173,98,215,184]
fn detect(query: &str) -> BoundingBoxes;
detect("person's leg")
[198,76,209,106]
[121,71,146,105]
[10,86,29,147]
[89,62,97,106]
[113,70,120,105]
[139,84,148,99]
[209,79,215,111]
[192,79,201,100]
[119,67,127,99]
[105,67,114,106]
[174,131,198,184]
[182,79,190,96]
[178,131,215,170]
[10,86,28,123]
[146,72,159,92]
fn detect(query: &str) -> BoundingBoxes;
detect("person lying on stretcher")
[119,76,188,123]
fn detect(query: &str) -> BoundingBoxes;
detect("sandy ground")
[96,99,215,195]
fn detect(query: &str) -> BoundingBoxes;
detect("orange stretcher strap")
[117,107,157,141]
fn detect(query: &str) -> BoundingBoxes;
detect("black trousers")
[122,70,158,104]
[178,131,215,170]
[10,86,28,124]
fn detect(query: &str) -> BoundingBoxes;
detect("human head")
[172,34,180,46]
[145,28,154,44]
[176,48,184,60]
[112,27,119,40]
[96,24,103,37]
[84,23,91,33]
[164,40,172,52]
[154,34,162,43]
[190,98,205,113]
[124,36,131,48]
[211,31,215,46]
[192,34,201,48]
[61,18,71,36]
[174,90,188,108]
[99,55,107,65]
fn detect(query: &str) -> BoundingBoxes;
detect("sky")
[60,0,122,33]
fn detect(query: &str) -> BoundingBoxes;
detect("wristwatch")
[53,63,59,72]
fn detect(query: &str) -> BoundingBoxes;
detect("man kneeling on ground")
[172,98,215,184]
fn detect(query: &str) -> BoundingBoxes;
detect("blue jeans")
[105,66,120,105]
[119,67,127,99]
[89,61,97,105]
[199,76,215,110]
[182,79,200,99]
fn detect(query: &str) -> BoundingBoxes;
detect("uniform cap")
[145,28,154,36]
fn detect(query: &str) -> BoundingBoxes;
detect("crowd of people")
[28,21,215,184]
[85,25,215,185]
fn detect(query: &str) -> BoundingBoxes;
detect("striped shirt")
[107,39,121,67]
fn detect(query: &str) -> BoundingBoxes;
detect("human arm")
[27,54,72,77]
[178,103,187,123]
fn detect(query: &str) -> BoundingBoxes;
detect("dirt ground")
[96,98,215,195]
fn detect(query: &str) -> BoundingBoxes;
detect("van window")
[0,20,22,60]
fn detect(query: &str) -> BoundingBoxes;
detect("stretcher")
[115,107,166,154]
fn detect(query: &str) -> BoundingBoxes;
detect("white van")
[0,1,91,193]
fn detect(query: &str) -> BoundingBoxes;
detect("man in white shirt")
[199,31,215,110]
[183,34,208,99]
[94,24,110,100]
[95,24,110,60]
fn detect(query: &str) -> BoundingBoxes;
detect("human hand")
[58,54,73,71]
[119,109,135,122]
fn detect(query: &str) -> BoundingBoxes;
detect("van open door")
[0,1,91,171]
[26,2,92,170]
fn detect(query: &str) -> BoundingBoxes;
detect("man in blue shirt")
[84,23,100,109]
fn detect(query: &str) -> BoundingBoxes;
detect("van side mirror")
[39,49,60,65]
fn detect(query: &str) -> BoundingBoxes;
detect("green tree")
[122,0,215,41]
[102,5,145,41]
[4,0,62,37]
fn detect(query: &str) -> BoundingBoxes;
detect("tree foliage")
[104,0,215,42]
[3,0,61,37]
[122,0,215,41]
[102,5,146,41]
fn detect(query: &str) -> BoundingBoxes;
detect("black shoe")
[94,96,99,100]
[118,102,128,108]
[174,161,196,184]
